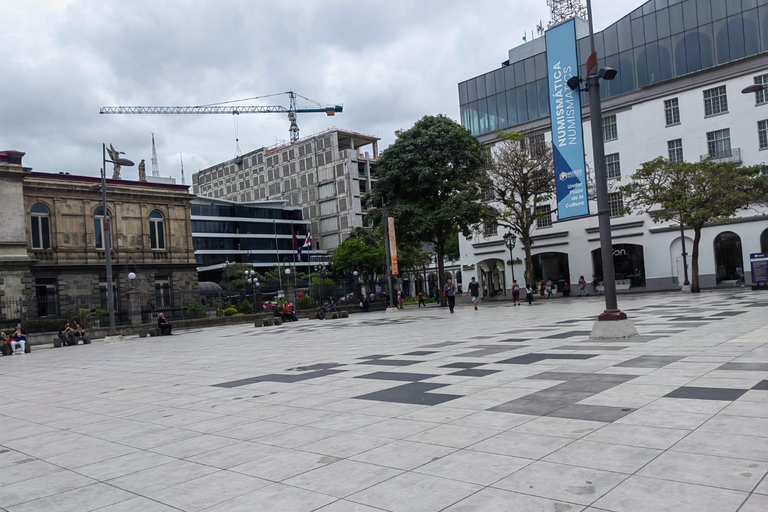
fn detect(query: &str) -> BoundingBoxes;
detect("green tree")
[370,115,490,304]
[443,232,460,261]
[620,157,768,293]
[332,226,431,278]
[220,263,254,291]
[486,132,555,286]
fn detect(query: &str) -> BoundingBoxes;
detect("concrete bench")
[138,327,161,338]
[53,335,90,348]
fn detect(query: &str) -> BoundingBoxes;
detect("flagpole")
[274,220,282,291]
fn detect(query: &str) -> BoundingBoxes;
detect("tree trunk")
[437,244,446,306]
[691,227,702,293]
[523,240,533,287]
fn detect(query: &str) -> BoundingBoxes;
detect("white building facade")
[458,0,768,294]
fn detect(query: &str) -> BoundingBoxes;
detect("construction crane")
[101,91,343,144]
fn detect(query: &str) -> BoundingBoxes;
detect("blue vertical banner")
[546,19,589,219]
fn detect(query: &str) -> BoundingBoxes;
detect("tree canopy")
[620,157,768,292]
[332,227,431,278]
[486,131,555,285]
[369,114,490,302]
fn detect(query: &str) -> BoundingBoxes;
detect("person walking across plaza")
[525,284,534,305]
[467,276,481,311]
[539,280,546,299]
[735,266,745,287]
[511,280,521,306]
[546,279,554,299]
[578,276,589,296]
[418,291,427,308]
[444,277,457,313]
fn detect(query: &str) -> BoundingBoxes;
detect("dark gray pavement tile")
[717,363,768,372]
[403,351,437,356]
[526,372,590,381]
[214,369,345,388]
[354,382,461,406]
[449,369,501,378]
[355,372,438,382]
[615,356,684,368]
[497,353,598,364]
[753,380,768,391]
[356,359,420,366]
[547,404,635,422]
[664,386,748,401]
[440,362,486,369]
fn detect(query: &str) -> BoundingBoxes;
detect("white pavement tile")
[147,470,271,511]
[106,459,219,494]
[405,424,501,448]
[582,424,691,450]
[593,475,748,512]
[74,451,175,481]
[284,459,402,498]
[414,449,531,485]
[229,448,339,481]
[493,460,627,506]
[186,441,284,469]
[347,472,482,512]
[442,487,586,512]
[740,493,768,512]
[0,470,96,508]
[7,483,135,512]
[637,451,768,492]
[202,483,337,512]
[350,440,456,471]
[511,417,607,439]
[544,440,663,474]
[470,431,575,459]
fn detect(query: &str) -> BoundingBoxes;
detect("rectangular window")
[755,74,768,105]
[707,129,731,158]
[664,98,680,126]
[536,204,552,228]
[605,153,621,179]
[155,276,172,308]
[483,222,497,237]
[602,115,618,141]
[760,120,768,150]
[608,192,624,218]
[703,85,728,116]
[667,139,684,162]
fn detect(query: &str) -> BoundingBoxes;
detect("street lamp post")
[679,216,691,292]
[582,1,636,337]
[100,143,134,337]
[353,270,362,302]
[246,270,260,312]
[503,232,517,285]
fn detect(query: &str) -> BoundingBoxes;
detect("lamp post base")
[385,306,400,314]
[590,312,638,339]
[681,284,691,292]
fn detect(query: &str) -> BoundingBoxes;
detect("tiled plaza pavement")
[1,290,768,512]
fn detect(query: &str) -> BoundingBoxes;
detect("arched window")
[30,204,51,249]
[94,207,111,250]
[149,210,166,250]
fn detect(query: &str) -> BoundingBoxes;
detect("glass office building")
[191,198,311,269]
[459,0,768,137]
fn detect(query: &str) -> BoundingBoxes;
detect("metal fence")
[0,277,390,333]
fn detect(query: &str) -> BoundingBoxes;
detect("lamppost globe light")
[127,272,136,280]
[353,271,358,277]
[285,268,291,275]
[249,269,255,276]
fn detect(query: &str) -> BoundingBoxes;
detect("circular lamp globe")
[285,269,291,275]
[127,272,136,280]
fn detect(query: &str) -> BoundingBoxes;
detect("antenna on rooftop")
[547,0,588,27]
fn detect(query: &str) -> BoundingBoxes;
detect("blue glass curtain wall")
[459,0,767,136]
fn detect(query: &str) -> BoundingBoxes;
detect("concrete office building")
[192,128,379,252]
[458,0,768,295]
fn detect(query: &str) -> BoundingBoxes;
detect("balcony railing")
[700,147,742,164]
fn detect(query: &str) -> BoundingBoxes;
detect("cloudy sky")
[1,0,645,182]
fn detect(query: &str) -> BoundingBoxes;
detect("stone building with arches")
[0,150,197,317]
[457,0,768,293]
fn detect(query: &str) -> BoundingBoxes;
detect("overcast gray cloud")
[1,0,645,181]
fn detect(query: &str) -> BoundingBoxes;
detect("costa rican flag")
[298,230,312,254]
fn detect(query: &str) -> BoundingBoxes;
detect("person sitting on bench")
[282,302,297,322]
[1,331,10,356]
[58,322,75,346]
[11,324,29,353]
[157,313,172,335]
[74,321,89,343]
